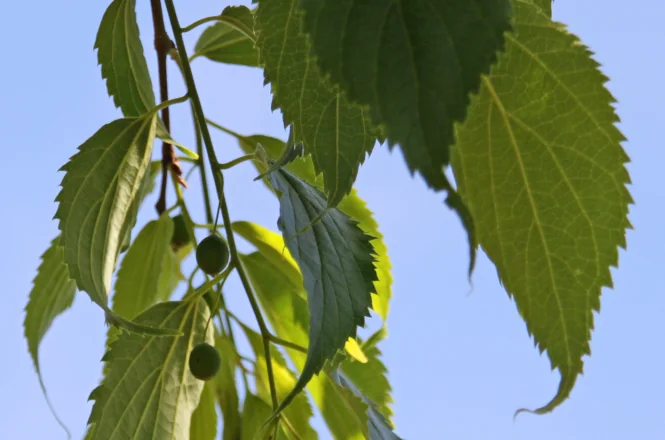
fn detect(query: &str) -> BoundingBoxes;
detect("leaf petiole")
[217,154,257,170]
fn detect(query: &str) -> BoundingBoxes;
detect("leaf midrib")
[97,301,193,439]
[482,77,572,368]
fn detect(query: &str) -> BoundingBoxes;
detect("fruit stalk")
[162,0,279,410]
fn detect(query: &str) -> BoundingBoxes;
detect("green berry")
[170,214,191,250]
[196,234,230,275]
[188,342,221,381]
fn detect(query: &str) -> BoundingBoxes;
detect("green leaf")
[450,0,631,415]
[95,0,155,117]
[241,394,274,440]
[215,336,241,440]
[245,165,379,417]
[193,6,259,67]
[341,340,393,421]
[190,380,217,440]
[241,247,393,439]
[23,236,77,436]
[534,0,552,16]
[230,132,393,321]
[112,213,180,319]
[24,237,77,380]
[55,116,156,310]
[241,324,318,440]
[86,300,213,440]
[298,0,511,193]
[255,0,377,207]
[329,369,402,440]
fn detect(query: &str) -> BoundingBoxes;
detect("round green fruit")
[170,214,191,250]
[196,234,230,275]
[188,342,221,381]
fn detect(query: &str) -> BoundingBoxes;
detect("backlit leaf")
[190,380,217,440]
[215,336,241,440]
[255,0,377,206]
[241,324,318,440]
[329,369,402,440]
[193,6,259,67]
[241,394,273,440]
[24,237,77,379]
[23,236,77,435]
[112,213,180,319]
[298,0,511,193]
[451,0,631,414]
[55,116,157,311]
[95,0,155,116]
[86,300,213,440]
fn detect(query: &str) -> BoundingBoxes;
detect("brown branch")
[151,0,185,215]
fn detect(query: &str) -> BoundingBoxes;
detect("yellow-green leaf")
[23,236,77,436]
[86,300,213,440]
[190,380,217,440]
[55,116,157,311]
[241,324,318,440]
[451,0,631,414]
[193,6,259,67]
[216,336,241,440]
[241,394,273,440]
[95,0,155,116]
[112,214,180,319]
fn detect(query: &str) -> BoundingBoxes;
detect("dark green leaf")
[241,324,318,440]
[241,246,391,439]
[451,0,631,415]
[298,0,511,192]
[95,0,156,116]
[194,6,259,67]
[232,132,393,321]
[258,168,378,416]
[241,394,273,440]
[55,116,157,311]
[190,380,217,440]
[216,336,241,440]
[329,369,402,440]
[255,0,377,206]
[112,214,180,319]
[86,300,213,440]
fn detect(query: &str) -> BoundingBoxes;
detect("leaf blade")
[451,0,631,414]
[55,116,156,311]
[95,0,156,117]
[255,0,376,206]
[87,300,213,440]
[232,133,393,320]
[112,214,179,319]
[194,6,259,67]
[298,0,512,192]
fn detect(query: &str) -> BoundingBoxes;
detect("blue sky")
[1,1,663,439]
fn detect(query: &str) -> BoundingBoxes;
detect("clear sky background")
[1,1,663,439]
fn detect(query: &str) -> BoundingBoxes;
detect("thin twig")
[162,0,280,410]
[150,0,185,215]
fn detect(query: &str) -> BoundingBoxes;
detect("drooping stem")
[162,0,279,410]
